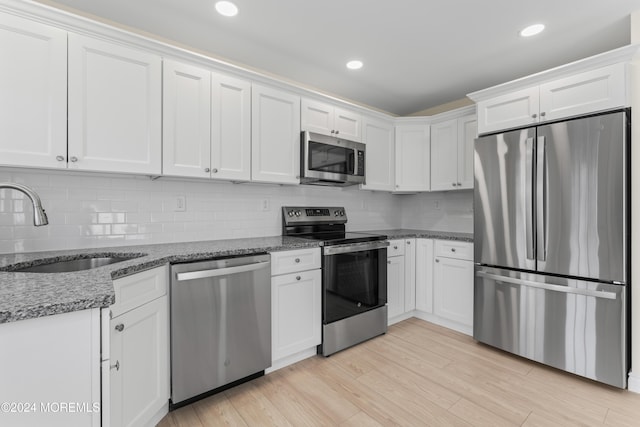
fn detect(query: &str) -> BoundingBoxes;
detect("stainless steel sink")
[6,255,143,273]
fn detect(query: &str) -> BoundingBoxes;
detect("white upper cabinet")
[252,84,300,184]
[163,60,212,178]
[360,116,395,191]
[163,60,252,181]
[394,124,430,192]
[68,34,162,174]
[430,110,476,191]
[211,73,252,181]
[476,63,628,134]
[0,13,67,169]
[301,98,362,142]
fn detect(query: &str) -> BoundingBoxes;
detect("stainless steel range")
[282,206,388,356]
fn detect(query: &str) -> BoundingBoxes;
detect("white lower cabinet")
[104,266,169,427]
[387,238,416,325]
[0,309,101,427]
[415,238,474,335]
[269,248,321,371]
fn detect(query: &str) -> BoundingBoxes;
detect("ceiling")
[37,0,640,116]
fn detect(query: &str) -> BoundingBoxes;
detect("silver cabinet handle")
[212,168,218,173]
[532,113,538,119]
[387,260,391,264]
[56,155,65,161]
[115,323,124,332]
[451,248,456,252]
[540,112,546,117]
[452,183,456,187]
[69,156,78,162]
[435,258,440,263]
[295,258,300,263]
[335,130,339,135]
[296,275,301,281]
[406,241,411,245]
[393,245,398,249]
[204,168,210,173]
[330,130,335,134]
[110,361,120,371]
[457,182,462,186]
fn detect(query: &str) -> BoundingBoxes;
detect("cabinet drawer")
[434,240,473,261]
[271,248,321,275]
[387,239,405,257]
[111,265,168,317]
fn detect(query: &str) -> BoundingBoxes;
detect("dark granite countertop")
[0,236,319,324]
[357,229,474,242]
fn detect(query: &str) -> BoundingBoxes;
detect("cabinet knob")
[435,258,440,263]
[406,241,411,245]
[452,183,457,187]
[541,112,546,117]
[115,323,125,332]
[331,130,335,134]
[457,182,462,186]
[335,130,339,135]
[296,275,301,281]
[204,168,210,173]
[110,360,120,371]
[212,168,218,173]
[393,245,398,249]
[532,113,538,119]
[295,258,300,263]
[387,260,391,264]
[70,156,78,162]
[56,155,65,161]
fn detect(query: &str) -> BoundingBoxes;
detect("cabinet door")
[333,106,362,142]
[68,34,162,174]
[476,86,539,134]
[360,116,395,191]
[539,63,627,122]
[457,114,477,189]
[111,296,169,427]
[404,239,416,311]
[162,60,211,178]
[433,257,473,329]
[430,119,459,191]
[386,255,405,322]
[211,73,251,181]
[251,84,300,184]
[301,98,333,136]
[0,13,67,169]
[415,238,434,313]
[395,124,430,192]
[272,269,321,360]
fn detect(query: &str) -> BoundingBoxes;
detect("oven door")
[322,241,388,324]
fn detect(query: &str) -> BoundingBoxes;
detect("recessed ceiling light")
[346,60,363,70]
[215,1,238,17]
[520,23,545,37]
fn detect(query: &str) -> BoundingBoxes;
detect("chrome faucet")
[0,182,49,226]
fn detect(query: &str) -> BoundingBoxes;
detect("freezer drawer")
[473,266,627,388]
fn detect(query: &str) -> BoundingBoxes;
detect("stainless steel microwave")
[300,131,365,186]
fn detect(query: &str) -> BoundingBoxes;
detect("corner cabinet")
[394,123,431,192]
[104,266,169,427]
[360,116,395,191]
[68,34,162,175]
[163,59,251,181]
[430,110,476,191]
[475,63,628,134]
[0,13,67,169]
[251,84,301,184]
[301,98,362,142]
[269,248,322,371]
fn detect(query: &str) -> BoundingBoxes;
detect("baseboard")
[145,402,169,427]
[388,311,414,326]
[266,347,317,374]
[412,310,473,336]
[628,371,640,393]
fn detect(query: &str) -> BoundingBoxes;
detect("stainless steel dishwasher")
[170,254,271,408]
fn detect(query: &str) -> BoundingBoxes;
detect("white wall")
[0,167,472,254]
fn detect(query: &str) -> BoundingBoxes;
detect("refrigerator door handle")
[476,271,617,300]
[525,137,535,260]
[536,136,547,262]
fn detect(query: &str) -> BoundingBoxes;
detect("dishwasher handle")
[176,260,270,282]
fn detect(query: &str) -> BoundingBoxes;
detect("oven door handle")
[323,240,389,255]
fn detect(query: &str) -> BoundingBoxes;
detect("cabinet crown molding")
[467,44,640,102]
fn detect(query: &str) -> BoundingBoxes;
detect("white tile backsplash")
[0,167,473,254]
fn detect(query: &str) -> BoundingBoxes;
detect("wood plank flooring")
[157,318,640,426]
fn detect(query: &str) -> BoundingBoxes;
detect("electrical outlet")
[260,198,270,212]
[434,200,441,210]
[175,195,186,212]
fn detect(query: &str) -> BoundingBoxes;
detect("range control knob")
[340,210,345,216]
[288,210,295,217]
[295,210,301,217]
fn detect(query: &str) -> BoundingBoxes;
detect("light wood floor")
[158,318,640,426]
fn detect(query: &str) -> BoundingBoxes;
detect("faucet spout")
[0,182,49,226]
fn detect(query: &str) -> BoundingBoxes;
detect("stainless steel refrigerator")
[473,109,630,388]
